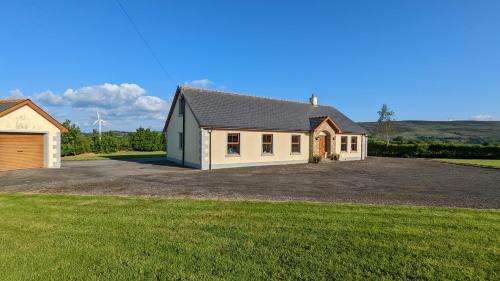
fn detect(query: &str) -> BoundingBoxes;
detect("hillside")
[358,121,500,144]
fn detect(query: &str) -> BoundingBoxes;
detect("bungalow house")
[163,86,367,169]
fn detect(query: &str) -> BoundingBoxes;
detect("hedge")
[368,140,500,159]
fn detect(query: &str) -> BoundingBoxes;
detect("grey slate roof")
[0,100,23,114]
[180,87,367,134]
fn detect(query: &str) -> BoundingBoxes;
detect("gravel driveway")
[1,157,498,209]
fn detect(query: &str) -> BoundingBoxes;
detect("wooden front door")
[319,136,325,156]
[0,133,44,171]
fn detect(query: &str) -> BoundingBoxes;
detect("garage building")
[0,99,67,172]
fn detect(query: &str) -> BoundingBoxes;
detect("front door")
[319,136,325,156]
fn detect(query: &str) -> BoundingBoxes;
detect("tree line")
[61,120,165,157]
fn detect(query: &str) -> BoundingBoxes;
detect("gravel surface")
[1,157,498,209]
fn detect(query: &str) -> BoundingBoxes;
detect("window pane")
[262,134,272,143]
[263,144,273,154]
[228,133,239,143]
[228,144,240,155]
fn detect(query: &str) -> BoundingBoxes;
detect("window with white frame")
[351,136,358,152]
[262,134,273,154]
[227,133,240,155]
[291,135,301,153]
[341,136,348,152]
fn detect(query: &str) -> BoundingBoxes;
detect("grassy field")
[0,194,498,280]
[359,120,500,144]
[62,151,165,161]
[435,158,500,168]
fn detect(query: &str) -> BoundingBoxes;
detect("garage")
[0,133,44,171]
[0,99,67,172]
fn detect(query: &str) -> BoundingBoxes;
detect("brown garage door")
[0,133,44,171]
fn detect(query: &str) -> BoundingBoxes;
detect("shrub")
[61,120,165,156]
[368,139,500,159]
[311,155,322,163]
[128,127,165,151]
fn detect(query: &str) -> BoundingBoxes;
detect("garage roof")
[0,99,68,133]
[0,99,24,113]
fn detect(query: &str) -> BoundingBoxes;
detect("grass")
[435,158,500,168]
[0,193,498,280]
[62,151,165,161]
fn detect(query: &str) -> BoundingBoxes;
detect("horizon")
[1,0,499,131]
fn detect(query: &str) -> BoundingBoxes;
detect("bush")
[61,120,91,156]
[61,120,166,156]
[311,155,322,163]
[368,139,500,159]
[128,127,165,151]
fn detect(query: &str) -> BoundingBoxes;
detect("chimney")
[310,94,318,106]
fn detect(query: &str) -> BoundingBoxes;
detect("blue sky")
[1,0,499,131]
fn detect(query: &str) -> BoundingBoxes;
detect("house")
[163,86,367,170]
[0,99,67,171]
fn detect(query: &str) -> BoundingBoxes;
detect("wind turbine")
[93,111,106,140]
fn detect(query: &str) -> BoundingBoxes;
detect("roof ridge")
[179,85,316,106]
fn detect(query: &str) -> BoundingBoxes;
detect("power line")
[115,0,177,85]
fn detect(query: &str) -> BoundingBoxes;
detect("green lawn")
[62,151,165,161]
[435,158,500,168]
[0,194,498,280]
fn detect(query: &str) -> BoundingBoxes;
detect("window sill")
[290,152,301,155]
[261,153,274,156]
[226,154,241,157]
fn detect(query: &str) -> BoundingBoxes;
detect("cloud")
[32,82,169,124]
[9,89,24,98]
[183,79,214,88]
[470,114,496,121]
[34,90,66,106]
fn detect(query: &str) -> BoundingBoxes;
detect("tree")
[61,120,90,156]
[376,104,395,145]
[128,127,165,151]
[90,130,120,153]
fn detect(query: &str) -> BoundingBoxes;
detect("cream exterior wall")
[334,134,366,161]
[165,97,201,168]
[207,130,310,169]
[0,105,61,168]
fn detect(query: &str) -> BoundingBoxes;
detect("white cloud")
[183,79,214,88]
[34,90,66,105]
[9,89,24,98]
[33,82,170,124]
[470,114,496,121]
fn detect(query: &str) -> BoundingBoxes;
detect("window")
[178,132,183,149]
[351,136,358,152]
[341,136,348,152]
[262,134,273,154]
[291,135,301,153]
[227,133,240,155]
[178,97,185,116]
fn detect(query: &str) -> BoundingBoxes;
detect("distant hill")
[358,121,500,144]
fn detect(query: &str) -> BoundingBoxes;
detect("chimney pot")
[310,94,318,106]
